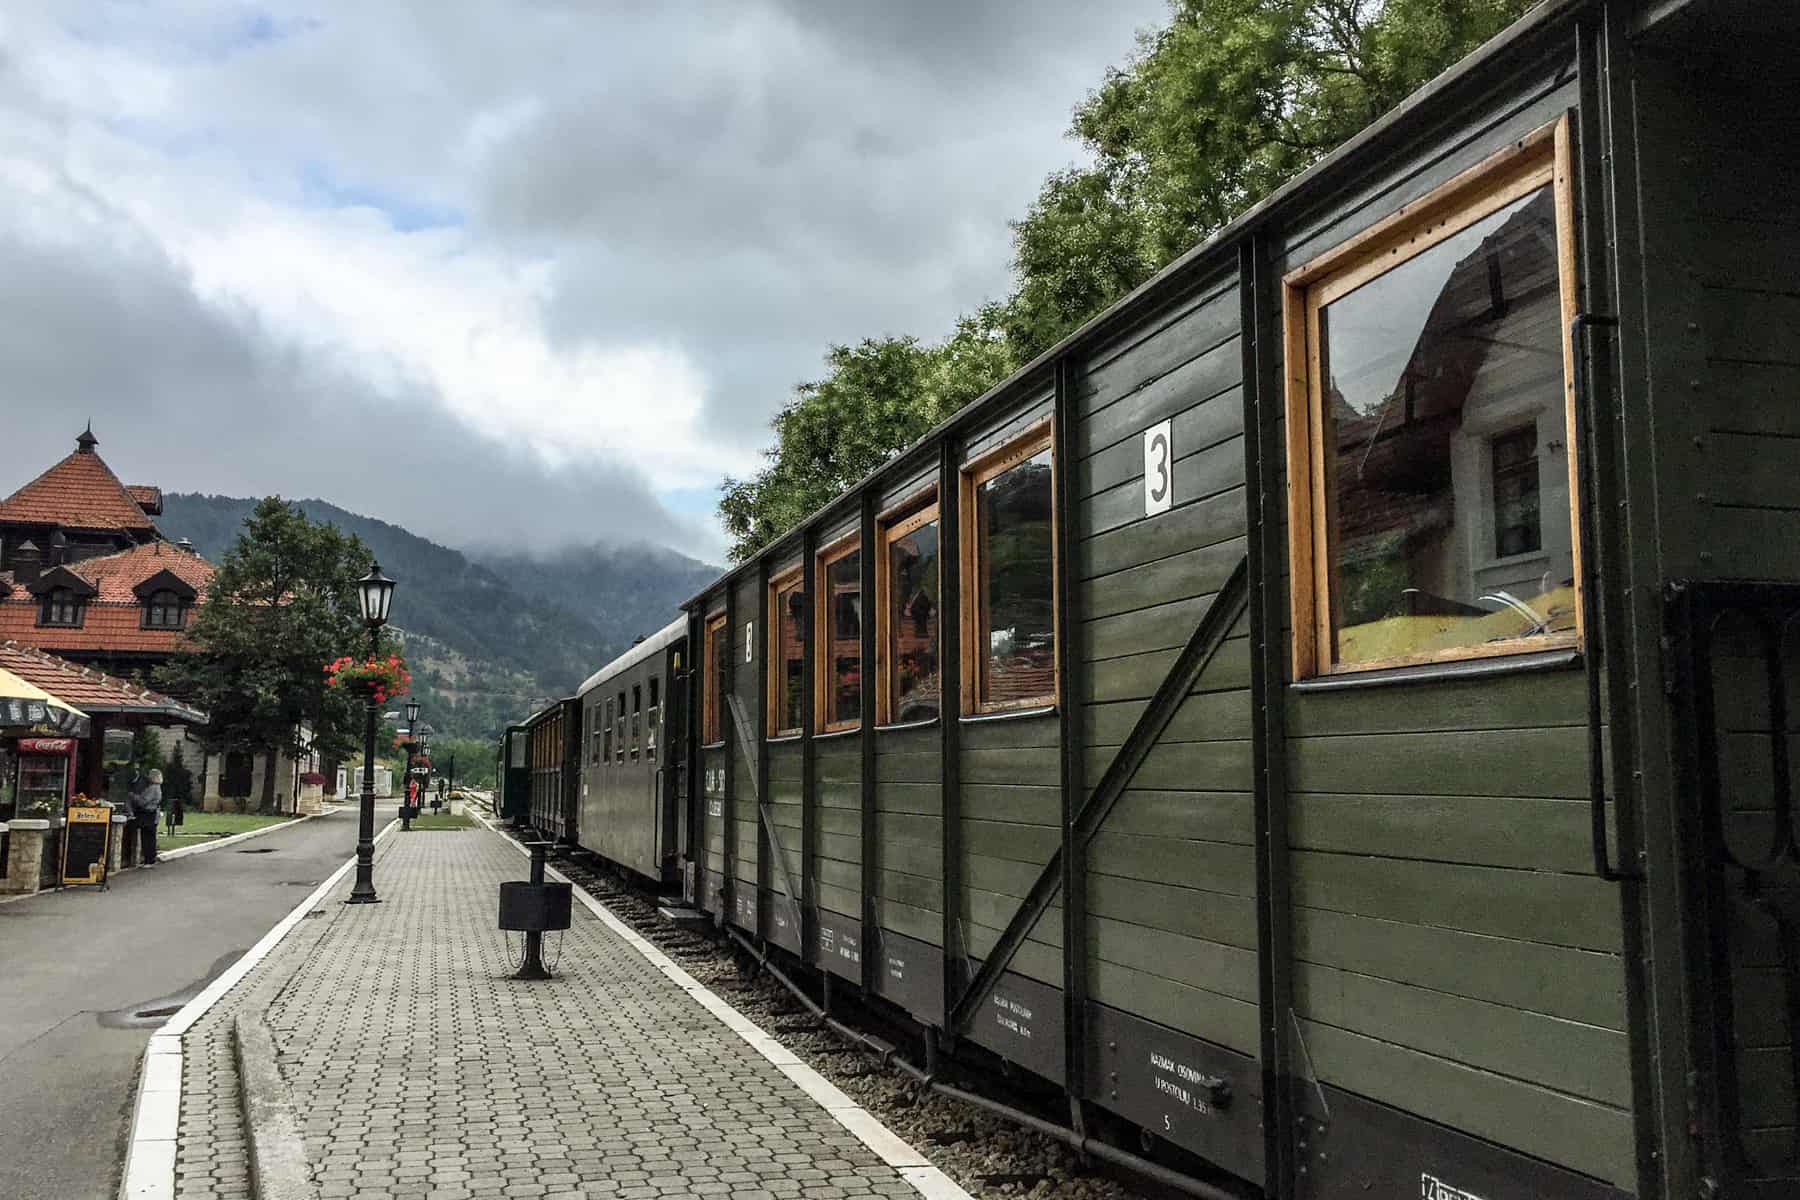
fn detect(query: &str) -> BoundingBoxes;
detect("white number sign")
[1143,419,1174,515]
[744,621,755,663]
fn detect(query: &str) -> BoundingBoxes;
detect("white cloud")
[0,0,1169,556]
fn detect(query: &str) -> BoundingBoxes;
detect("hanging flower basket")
[325,654,411,704]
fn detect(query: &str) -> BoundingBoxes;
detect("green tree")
[427,735,498,790]
[164,743,195,804]
[129,727,166,777]
[159,497,395,812]
[1005,0,1537,354]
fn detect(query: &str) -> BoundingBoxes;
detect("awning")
[0,668,92,739]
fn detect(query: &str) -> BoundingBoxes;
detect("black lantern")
[405,699,421,730]
[358,561,396,629]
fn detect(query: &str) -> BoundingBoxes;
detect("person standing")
[132,769,164,866]
[164,784,184,839]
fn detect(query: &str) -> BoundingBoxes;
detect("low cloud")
[0,1,1167,556]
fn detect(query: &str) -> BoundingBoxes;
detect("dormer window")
[39,587,85,628]
[132,566,198,632]
[144,589,188,629]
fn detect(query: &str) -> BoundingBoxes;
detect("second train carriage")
[574,617,689,886]
[517,3,1800,1199]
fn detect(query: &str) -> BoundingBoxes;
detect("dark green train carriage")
[505,2,1800,1197]
[574,618,689,887]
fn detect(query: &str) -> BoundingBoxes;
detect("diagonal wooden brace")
[727,693,809,944]
[946,555,1250,1037]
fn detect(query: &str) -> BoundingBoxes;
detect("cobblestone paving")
[175,826,922,1200]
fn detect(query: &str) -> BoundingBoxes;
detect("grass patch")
[406,812,474,831]
[165,811,292,842]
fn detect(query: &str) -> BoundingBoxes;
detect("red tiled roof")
[125,485,164,516]
[0,542,214,655]
[0,433,158,533]
[0,641,208,723]
[68,541,212,603]
[0,602,189,655]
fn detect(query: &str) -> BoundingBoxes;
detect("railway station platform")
[152,819,960,1200]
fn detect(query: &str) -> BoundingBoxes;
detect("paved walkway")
[172,822,930,1200]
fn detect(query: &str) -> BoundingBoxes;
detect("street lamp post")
[401,700,421,832]
[348,561,396,905]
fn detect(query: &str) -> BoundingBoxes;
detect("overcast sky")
[0,1,1167,561]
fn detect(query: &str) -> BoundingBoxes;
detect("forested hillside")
[162,493,717,739]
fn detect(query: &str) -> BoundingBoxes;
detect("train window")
[615,690,626,763]
[631,685,641,759]
[817,538,861,732]
[962,426,1057,713]
[878,500,940,724]
[768,568,804,736]
[1283,117,1581,678]
[647,677,659,760]
[603,698,613,764]
[703,613,727,744]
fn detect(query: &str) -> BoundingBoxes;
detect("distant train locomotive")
[497,5,1800,1199]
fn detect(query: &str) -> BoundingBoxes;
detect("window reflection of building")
[820,543,861,732]
[702,614,726,744]
[1301,159,1579,673]
[771,573,804,736]
[882,505,940,724]
[970,439,1056,710]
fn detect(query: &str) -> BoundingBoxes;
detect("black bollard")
[517,842,551,980]
[498,841,570,981]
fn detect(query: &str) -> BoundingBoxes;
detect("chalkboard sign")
[61,805,112,887]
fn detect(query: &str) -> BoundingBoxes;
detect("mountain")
[160,494,719,741]
[477,542,715,647]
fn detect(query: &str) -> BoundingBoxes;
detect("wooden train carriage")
[576,618,688,885]
[522,698,579,843]
[671,4,1796,1199]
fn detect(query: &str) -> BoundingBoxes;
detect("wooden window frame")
[875,494,940,725]
[767,566,805,737]
[815,535,862,733]
[602,697,613,764]
[1282,115,1582,681]
[702,612,727,745]
[959,422,1059,714]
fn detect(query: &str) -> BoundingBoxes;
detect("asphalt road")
[0,805,388,1200]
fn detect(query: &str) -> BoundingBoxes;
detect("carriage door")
[662,647,688,880]
[1669,581,1800,1197]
